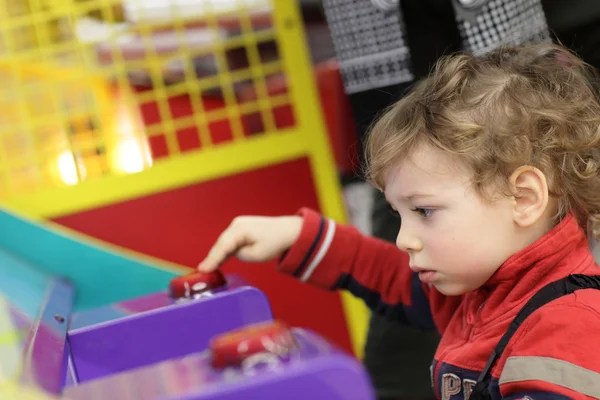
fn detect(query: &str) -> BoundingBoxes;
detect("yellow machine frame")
[0,1,369,356]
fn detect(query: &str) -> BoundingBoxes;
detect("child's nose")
[396,225,423,253]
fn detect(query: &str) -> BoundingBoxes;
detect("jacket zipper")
[467,293,487,342]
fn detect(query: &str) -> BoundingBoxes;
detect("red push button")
[210,320,297,369]
[168,270,227,299]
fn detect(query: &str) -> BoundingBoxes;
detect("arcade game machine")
[0,207,376,399]
[0,1,370,391]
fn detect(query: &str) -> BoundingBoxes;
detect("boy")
[198,43,600,399]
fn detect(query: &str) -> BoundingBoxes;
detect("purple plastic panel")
[20,278,73,395]
[63,329,376,400]
[69,275,250,330]
[67,284,272,384]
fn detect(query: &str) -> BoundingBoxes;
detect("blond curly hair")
[364,43,600,238]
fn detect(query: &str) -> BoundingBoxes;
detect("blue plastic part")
[0,208,182,312]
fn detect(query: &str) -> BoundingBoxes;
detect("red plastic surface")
[168,270,227,298]
[210,320,297,369]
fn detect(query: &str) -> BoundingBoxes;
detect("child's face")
[384,143,519,296]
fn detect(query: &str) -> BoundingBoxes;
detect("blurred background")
[0,1,599,399]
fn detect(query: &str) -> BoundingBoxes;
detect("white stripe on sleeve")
[301,219,336,282]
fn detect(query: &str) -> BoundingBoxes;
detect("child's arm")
[276,208,460,331]
[199,208,461,332]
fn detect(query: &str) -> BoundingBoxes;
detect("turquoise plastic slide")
[0,207,184,313]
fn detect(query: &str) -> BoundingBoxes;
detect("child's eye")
[411,207,434,218]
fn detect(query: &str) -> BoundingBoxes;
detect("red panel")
[238,60,359,175]
[137,90,228,155]
[208,119,233,144]
[53,158,354,354]
[176,127,201,152]
[148,135,169,159]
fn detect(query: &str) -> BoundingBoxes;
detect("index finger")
[198,229,249,272]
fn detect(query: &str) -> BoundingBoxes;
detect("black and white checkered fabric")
[322,0,414,94]
[322,0,550,94]
[456,0,549,55]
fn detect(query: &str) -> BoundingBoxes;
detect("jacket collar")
[486,214,587,288]
[472,214,595,325]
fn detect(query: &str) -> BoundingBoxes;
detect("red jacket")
[278,208,600,400]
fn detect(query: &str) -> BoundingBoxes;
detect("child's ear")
[509,166,549,228]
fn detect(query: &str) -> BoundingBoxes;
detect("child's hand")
[198,216,303,272]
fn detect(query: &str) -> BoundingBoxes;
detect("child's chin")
[434,283,471,296]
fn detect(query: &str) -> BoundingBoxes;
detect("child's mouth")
[417,270,437,283]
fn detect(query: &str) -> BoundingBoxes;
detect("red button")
[210,320,297,369]
[168,270,227,299]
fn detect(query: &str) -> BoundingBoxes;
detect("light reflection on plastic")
[56,99,152,185]
[56,151,85,186]
[110,96,153,175]
[112,138,148,174]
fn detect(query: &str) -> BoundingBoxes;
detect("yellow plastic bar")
[272,1,368,357]
[2,132,310,217]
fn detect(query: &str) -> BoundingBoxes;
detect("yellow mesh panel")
[0,0,293,196]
